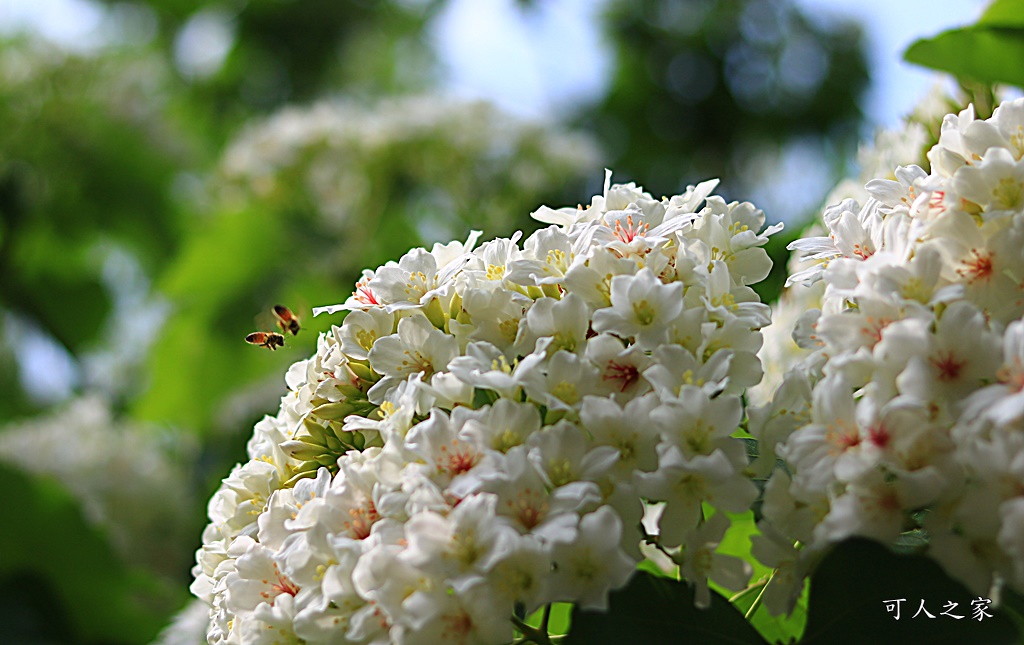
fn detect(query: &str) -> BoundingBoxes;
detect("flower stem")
[511,614,554,645]
[744,568,777,620]
[729,578,767,604]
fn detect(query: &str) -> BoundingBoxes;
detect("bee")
[273,304,301,336]
[245,331,286,350]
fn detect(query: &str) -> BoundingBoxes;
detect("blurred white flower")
[0,396,195,575]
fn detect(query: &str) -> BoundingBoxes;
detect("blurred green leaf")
[0,461,184,644]
[135,205,347,430]
[980,0,1024,28]
[566,571,766,644]
[801,538,1019,644]
[1,223,110,352]
[135,206,287,428]
[0,40,198,363]
[524,602,573,637]
[905,25,1024,88]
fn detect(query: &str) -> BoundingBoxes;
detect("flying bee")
[246,331,286,350]
[273,304,301,336]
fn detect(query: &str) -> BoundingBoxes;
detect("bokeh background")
[0,0,987,642]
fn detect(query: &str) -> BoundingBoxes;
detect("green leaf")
[0,461,184,643]
[159,207,285,314]
[565,571,766,644]
[801,537,1020,644]
[737,585,806,645]
[1,223,111,353]
[135,206,287,429]
[524,603,574,637]
[980,0,1024,28]
[904,26,1024,88]
[730,580,808,645]
[1002,588,1024,635]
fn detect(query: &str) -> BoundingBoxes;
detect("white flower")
[651,386,744,463]
[339,309,396,361]
[672,512,752,609]
[952,147,1024,217]
[964,320,1024,425]
[527,420,620,488]
[401,493,512,587]
[483,535,551,612]
[518,350,600,412]
[483,447,600,542]
[585,333,654,400]
[637,447,758,547]
[506,225,576,287]
[894,301,1001,409]
[456,398,541,454]
[516,293,590,356]
[579,394,661,477]
[368,315,459,402]
[548,506,636,610]
[447,341,527,399]
[592,267,684,348]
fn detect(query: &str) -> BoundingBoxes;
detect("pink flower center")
[931,350,965,382]
[957,249,994,284]
[438,441,481,477]
[868,424,890,448]
[507,489,548,530]
[345,501,380,540]
[851,242,873,260]
[354,279,380,305]
[603,360,640,392]
[830,427,861,453]
[613,214,649,244]
[441,610,473,642]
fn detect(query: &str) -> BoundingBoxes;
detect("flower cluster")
[192,174,781,644]
[217,95,599,241]
[753,98,1024,613]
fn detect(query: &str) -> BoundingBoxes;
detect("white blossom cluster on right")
[753,98,1024,614]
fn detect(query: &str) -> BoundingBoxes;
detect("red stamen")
[956,249,994,284]
[603,361,640,392]
[613,214,650,244]
[931,350,965,382]
[868,424,891,448]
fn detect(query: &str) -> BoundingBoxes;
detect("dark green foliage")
[0,43,195,362]
[802,538,1020,645]
[578,0,868,197]
[0,462,185,644]
[566,571,767,644]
